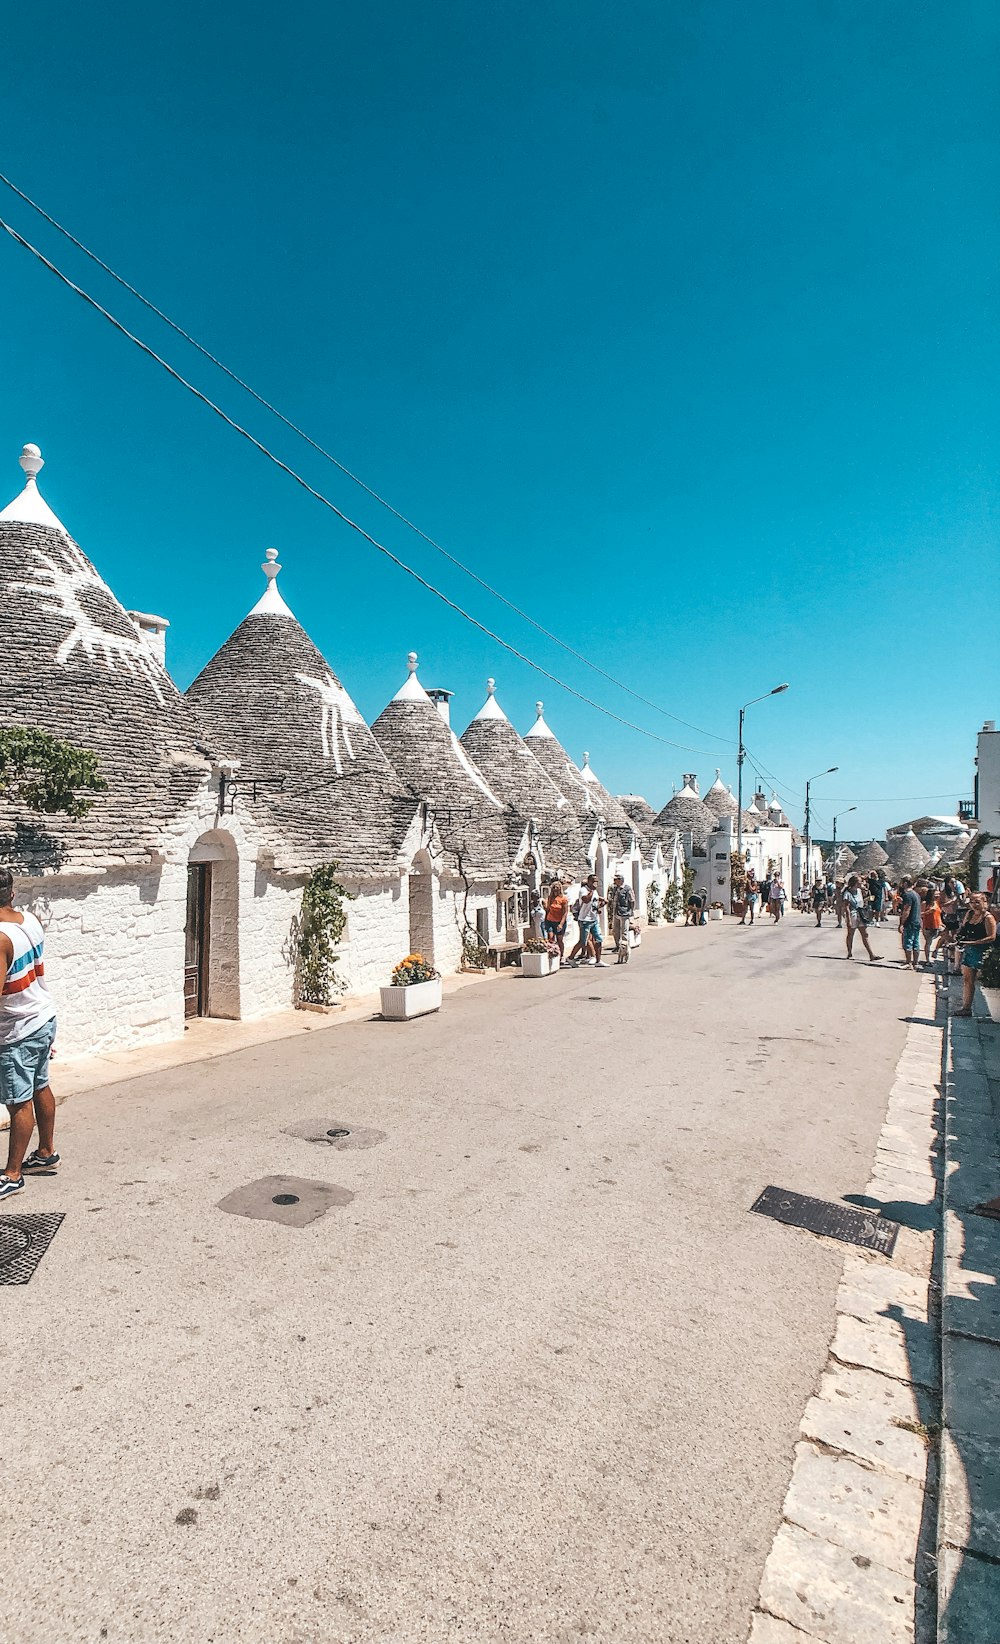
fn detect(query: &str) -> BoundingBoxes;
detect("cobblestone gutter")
[937,993,1000,1641]
[748,977,943,1644]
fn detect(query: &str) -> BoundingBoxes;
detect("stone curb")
[748,977,942,1644]
[937,996,1000,1643]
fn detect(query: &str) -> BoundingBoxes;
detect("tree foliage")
[0,726,106,818]
[297,863,355,1005]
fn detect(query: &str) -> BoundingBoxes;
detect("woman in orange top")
[543,881,569,959]
[920,883,942,965]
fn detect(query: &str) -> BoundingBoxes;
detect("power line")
[0,213,728,758]
[0,169,733,749]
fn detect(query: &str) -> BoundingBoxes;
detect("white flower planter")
[709,907,724,921]
[522,952,557,978]
[379,978,442,1020]
[979,987,1000,1023]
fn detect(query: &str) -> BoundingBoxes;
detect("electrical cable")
[0,213,727,757]
[0,169,733,747]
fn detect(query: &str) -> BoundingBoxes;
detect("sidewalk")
[937,985,1000,1641]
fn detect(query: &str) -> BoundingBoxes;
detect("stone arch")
[186,829,241,1019]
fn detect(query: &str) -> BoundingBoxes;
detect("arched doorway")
[408,848,436,967]
[185,831,241,1019]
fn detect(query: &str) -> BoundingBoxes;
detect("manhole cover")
[281,1119,386,1151]
[751,1186,899,1255]
[0,1212,66,1285]
[272,1193,300,1206]
[326,1128,351,1139]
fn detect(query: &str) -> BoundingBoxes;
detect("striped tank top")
[0,911,56,1046]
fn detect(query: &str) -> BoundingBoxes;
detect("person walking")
[609,873,635,956]
[875,867,891,922]
[920,882,942,966]
[741,875,758,926]
[543,880,569,960]
[843,874,881,962]
[0,867,59,1200]
[568,875,607,967]
[769,877,786,922]
[811,879,827,927]
[897,876,923,972]
[954,892,997,1016]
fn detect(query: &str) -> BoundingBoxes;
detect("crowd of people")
[794,867,997,1008]
[530,873,639,968]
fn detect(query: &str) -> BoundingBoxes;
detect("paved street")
[1,914,920,1644]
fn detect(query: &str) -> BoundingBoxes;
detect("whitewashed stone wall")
[338,876,411,994]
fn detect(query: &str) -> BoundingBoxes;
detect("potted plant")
[664,882,682,924]
[977,942,1000,1022]
[379,953,442,1020]
[461,931,490,972]
[646,880,662,925]
[709,900,725,922]
[521,936,557,977]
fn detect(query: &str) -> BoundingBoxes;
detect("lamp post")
[831,806,856,884]
[737,684,789,860]
[804,767,838,889]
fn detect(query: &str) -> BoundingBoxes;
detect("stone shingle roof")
[459,681,589,875]
[372,656,513,879]
[851,840,889,873]
[522,705,635,856]
[703,771,739,819]
[0,446,212,873]
[185,553,419,876]
[655,779,716,848]
[883,828,932,878]
[577,752,641,855]
[617,794,657,828]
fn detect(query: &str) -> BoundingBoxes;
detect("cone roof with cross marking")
[0,442,214,872]
[459,680,590,874]
[371,654,514,877]
[186,551,419,875]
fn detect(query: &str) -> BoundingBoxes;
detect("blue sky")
[1,0,997,838]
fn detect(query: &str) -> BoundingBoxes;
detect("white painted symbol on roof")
[295,672,364,774]
[16,541,168,704]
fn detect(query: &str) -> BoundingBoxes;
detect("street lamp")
[737,684,789,858]
[830,806,857,882]
[804,767,838,887]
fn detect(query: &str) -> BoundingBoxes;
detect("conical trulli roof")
[0,443,212,871]
[372,655,513,877]
[523,703,601,838]
[655,778,715,848]
[884,828,931,877]
[577,751,640,854]
[186,552,419,874]
[703,770,739,819]
[460,681,589,873]
[851,839,889,873]
[617,794,657,828]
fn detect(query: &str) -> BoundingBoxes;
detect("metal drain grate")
[751,1186,899,1255]
[0,1211,65,1285]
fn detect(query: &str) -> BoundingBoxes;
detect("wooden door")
[184,864,212,1019]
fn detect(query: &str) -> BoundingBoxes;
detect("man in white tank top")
[0,866,59,1200]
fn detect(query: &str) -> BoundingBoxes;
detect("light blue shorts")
[902,923,921,952]
[0,1018,56,1108]
[579,919,601,943]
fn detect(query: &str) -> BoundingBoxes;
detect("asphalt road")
[0,912,920,1643]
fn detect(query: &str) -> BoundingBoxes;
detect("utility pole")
[831,806,856,883]
[804,766,838,888]
[737,685,790,861]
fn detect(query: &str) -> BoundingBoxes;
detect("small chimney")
[683,772,699,795]
[127,610,170,668]
[425,687,453,725]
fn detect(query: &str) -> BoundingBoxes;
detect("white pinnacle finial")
[715,767,721,778]
[407,651,418,674]
[536,701,544,717]
[19,443,43,480]
[248,545,293,617]
[487,678,496,696]
[583,751,590,765]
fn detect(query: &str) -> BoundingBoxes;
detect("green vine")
[0,726,106,817]
[664,880,683,922]
[297,863,355,1005]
